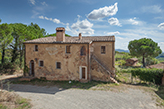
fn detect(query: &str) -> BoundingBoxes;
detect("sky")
[0,0,164,51]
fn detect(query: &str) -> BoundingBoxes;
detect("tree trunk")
[11,46,17,63]
[1,47,5,64]
[19,44,24,68]
[11,37,18,63]
[142,55,145,67]
[19,46,22,68]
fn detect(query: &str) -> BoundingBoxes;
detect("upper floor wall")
[91,41,115,71]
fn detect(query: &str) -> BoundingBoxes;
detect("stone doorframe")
[79,66,87,80]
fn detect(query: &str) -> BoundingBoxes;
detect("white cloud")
[108,17,121,26]
[128,18,139,25]
[44,17,49,20]
[106,31,120,35]
[31,10,39,18]
[29,0,35,5]
[71,19,93,29]
[30,1,53,18]
[67,16,94,35]
[121,17,142,26]
[66,25,72,32]
[158,22,164,29]
[38,16,44,19]
[114,25,164,51]
[141,5,162,14]
[38,16,62,24]
[41,2,48,6]
[87,2,118,20]
[159,42,164,52]
[52,19,60,24]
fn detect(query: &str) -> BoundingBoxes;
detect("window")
[35,45,38,51]
[57,30,63,32]
[80,46,86,56]
[56,62,61,69]
[39,60,44,67]
[101,46,105,54]
[66,46,71,53]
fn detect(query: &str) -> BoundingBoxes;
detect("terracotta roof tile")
[24,36,115,44]
[146,62,164,69]
[126,58,138,61]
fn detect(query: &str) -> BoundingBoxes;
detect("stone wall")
[25,43,89,81]
[91,41,115,73]
[24,40,115,82]
[91,56,114,82]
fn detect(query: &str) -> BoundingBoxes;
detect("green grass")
[0,104,7,109]
[12,78,119,90]
[115,66,164,107]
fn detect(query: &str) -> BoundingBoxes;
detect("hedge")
[131,68,163,84]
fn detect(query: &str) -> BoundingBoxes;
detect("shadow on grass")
[8,78,113,95]
[12,78,110,89]
[155,85,164,100]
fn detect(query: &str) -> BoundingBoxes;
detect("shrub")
[118,60,126,66]
[131,68,163,84]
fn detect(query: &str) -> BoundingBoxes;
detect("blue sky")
[1,0,164,51]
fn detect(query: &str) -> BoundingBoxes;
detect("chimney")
[79,33,82,40]
[56,27,65,42]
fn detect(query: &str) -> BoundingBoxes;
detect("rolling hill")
[115,49,129,53]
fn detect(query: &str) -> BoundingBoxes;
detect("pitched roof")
[24,36,115,44]
[126,58,138,61]
[146,62,164,69]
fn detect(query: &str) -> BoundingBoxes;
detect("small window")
[101,46,105,54]
[80,46,86,56]
[39,61,44,67]
[56,62,61,69]
[66,46,70,53]
[35,45,38,51]
[57,30,63,32]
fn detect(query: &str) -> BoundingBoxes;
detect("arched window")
[80,46,86,56]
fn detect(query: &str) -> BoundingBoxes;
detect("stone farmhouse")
[125,58,138,66]
[24,27,117,83]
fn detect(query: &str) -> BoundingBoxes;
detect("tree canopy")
[0,23,13,64]
[0,22,47,69]
[128,38,162,67]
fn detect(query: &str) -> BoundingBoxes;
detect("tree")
[0,23,13,64]
[10,23,47,68]
[128,38,162,67]
[10,23,28,64]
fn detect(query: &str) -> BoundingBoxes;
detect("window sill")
[56,68,61,69]
[39,66,44,67]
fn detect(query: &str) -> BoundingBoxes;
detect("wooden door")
[82,67,85,79]
[30,60,34,76]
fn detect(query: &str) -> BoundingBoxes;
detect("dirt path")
[10,84,163,109]
[0,74,23,81]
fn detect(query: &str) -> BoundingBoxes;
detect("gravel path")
[10,84,163,109]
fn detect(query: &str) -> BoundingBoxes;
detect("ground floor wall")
[91,57,115,82]
[25,43,90,81]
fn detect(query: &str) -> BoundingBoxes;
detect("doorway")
[30,60,34,76]
[79,66,87,79]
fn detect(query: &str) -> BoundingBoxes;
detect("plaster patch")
[46,47,58,55]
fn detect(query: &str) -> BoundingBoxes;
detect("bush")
[131,68,163,84]
[118,60,126,66]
